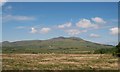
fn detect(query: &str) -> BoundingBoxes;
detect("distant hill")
[2,37,114,54]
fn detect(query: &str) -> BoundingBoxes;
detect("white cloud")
[90,33,100,38]
[40,27,51,34]
[0,0,7,7]
[58,25,64,29]
[58,22,72,29]
[0,0,6,2]
[29,27,51,34]
[30,27,37,34]
[66,29,80,35]
[3,15,35,21]
[109,27,119,35]
[76,19,97,28]
[91,17,106,24]
[65,29,87,36]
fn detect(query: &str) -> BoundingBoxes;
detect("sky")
[2,2,118,45]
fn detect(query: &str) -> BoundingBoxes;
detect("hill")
[2,37,114,54]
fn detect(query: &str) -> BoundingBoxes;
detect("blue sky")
[2,2,118,45]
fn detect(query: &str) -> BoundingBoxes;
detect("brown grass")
[2,54,119,70]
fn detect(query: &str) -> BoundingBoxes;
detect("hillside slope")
[2,37,114,54]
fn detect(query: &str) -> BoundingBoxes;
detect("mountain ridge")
[2,37,114,54]
[2,36,113,46]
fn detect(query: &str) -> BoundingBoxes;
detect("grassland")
[2,37,119,70]
[2,54,118,70]
[2,37,113,54]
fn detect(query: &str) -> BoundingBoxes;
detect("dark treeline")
[94,42,120,57]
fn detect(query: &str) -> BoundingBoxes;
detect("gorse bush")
[94,47,116,54]
[115,42,120,57]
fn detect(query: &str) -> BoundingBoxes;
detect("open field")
[2,54,119,70]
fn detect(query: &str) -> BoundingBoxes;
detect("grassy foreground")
[2,54,118,70]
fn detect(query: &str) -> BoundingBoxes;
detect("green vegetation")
[115,42,120,57]
[2,37,119,70]
[2,37,114,54]
[94,42,119,57]
[94,47,117,54]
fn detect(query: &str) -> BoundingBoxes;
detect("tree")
[116,42,120,57]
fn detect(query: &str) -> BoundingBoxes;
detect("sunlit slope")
[2,37,113,54]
